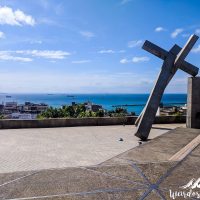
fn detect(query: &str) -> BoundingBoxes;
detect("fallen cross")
[135,34,199,141]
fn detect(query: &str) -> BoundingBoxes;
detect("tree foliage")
[37,104,130,119]
[107,107,128,117]
[37,104,106,119]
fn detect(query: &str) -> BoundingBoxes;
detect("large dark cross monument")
[135,34,199,141]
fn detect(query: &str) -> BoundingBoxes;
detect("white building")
[11,113,37,120]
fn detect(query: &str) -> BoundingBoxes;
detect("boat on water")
[66,95,75,98]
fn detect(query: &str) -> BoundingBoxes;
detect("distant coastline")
[0,93,187,115]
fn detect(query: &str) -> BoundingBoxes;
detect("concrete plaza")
[2,124,200,200]
[0,124,184,173]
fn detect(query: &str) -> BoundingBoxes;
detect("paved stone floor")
[0,124,184,173]
[1,124,200,200]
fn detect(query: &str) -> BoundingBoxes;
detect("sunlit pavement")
[0,124,184,173]
[1,124,200,200]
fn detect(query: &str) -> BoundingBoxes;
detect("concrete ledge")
[154,115,186,124]
[0,115,186,129]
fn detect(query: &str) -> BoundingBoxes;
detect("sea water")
[0,93,187,115]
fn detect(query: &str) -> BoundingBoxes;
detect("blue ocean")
[0,94,187,115]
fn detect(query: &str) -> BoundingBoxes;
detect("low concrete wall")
[0,115,186,129]
[154,115,186,124]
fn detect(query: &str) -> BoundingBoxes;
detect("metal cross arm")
[142,36,199,77]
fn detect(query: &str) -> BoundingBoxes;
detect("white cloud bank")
[120,56,149,64]
[0,6,35,26]
[0,51,32,62]
[171,28,184,38]
[0,50,71,62]
[98,49,126,54]
[18,50,71,59]
[128,40,143,48]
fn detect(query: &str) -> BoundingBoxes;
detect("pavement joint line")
[128,161,151,185]
[81,166,148,187]
[0,171,39,188]
[152,188,167,200]
[129,161,163,200]
[4,187,145,200]
[128,161,166,200]
[139,188,155,200]
[139,162,180,200]
[154,154,189,187]
[140,144,196,200]
[129,130,200,200]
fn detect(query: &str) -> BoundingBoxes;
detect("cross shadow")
[151,127,173,131]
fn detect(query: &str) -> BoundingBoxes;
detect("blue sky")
[0,0,200,93]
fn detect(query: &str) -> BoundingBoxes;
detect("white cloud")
[120,56,149,64]
[72,60,91,64]
[120,0,132,5]
[0,31,5,39]
[98,49,125,54]
[0,50,71,61]
[132,56,149,63]
[155,27,166,32]
[128,40,143,48]
[0,6,35,26]
[80,31,95,38]
[30,50,70,59]
[17,50,71,59]
[192,45,200,53]
[98,49,115,54]
[0,51,32,62]
[171,28,184,38]
[120,58,130,64]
